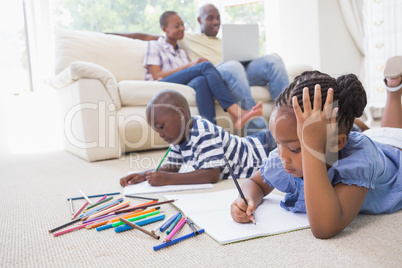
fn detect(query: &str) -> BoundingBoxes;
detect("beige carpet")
[1,148,401,267]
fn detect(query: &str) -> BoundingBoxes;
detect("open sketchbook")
[123,164,213,195]
[164,189,310,244]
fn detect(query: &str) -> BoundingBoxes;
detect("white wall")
[265,0,362,78]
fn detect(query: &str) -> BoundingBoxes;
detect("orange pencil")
[110,208,157,223]
[86,201,130,221]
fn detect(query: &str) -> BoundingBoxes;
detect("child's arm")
[119,164,181,187]
[293,85,369,239]
[145,167,221,186]
[230,171,274,223]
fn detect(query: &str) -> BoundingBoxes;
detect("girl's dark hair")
[275,70,367,134]
[160,11,177,27]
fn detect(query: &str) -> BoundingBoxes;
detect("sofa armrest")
[286,64,314,82]
[47,61,122,109]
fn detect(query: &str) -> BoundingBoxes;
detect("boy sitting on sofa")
[119,89,276,187]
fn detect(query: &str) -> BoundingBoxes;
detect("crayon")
[153,229,205,251]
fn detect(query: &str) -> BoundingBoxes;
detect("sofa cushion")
[250,86,273,103]
[54,29,147,81]
[118,80,197,106]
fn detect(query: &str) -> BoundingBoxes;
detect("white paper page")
[165,189,310,244]
[123,181,213,195]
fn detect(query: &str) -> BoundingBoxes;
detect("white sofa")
[48,29,311,162]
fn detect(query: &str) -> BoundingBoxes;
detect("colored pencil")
[223,156,256,224]
[160,212,181,232]
[186,217,199,234]
[164,217,187,242]
[86,201,130,221]
[114,199,175,214]
[53,222,92,237]
[78,190,93,205]
[114,213,166,233]
[71,201,88,220]
[166,214,182,235]
[125,195,158,201]
[97,210,161,232]
[153,229,205,251]
[151,218,167,235]
[156,147,171,171]
[119,217,160,240]
[84,196,112,211]
[67,192,120,201]
[80,198,123,218]
[48,218,81,233]
[69,199,74,215]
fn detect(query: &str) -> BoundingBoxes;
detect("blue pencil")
[67,192,120,201]
[160,212,181,232]
[153,229,205,251]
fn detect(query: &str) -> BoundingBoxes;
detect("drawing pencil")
[156,147,171,171]
[71,201,88,220]
[186,217,199,234]
[125,195,158,201]
[114,199,175,214]
[84,196,113,211]
[49,218,81,233]
[67,192,120,201]
[114,213,166,233]
[166,214,182,235]
[80,198,123,218]
[164,217,187,242]
[223,156,256,224]
[69,199,74,215]
[53,222,92,237]
[153,229,205,251]
[86,201,130,221]
[119,217,160,240]
[159,212,181,232]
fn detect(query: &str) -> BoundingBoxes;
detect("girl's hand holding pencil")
[230,195,256,224]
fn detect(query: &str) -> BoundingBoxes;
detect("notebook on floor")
[221,24,259,64]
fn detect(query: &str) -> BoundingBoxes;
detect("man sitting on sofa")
[110,4,289,135]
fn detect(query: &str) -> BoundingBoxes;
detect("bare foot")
[234,101,263,129]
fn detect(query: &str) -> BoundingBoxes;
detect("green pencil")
[155,147,171,171]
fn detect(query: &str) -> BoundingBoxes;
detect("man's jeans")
[217,53,289,135]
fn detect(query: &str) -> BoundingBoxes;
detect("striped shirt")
[166,116,272,179]
[143,37,190,81]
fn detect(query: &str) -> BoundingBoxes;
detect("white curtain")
[338,0,365,82]
[24,0,55,92]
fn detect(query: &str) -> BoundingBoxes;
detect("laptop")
[221,24,259,64]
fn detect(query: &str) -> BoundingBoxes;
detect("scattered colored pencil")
[119,217,160,240]
[78,190,93,205]
[186,217,199,234]
[69,199,74,215]
[153,229,205,251]
[71,201,88,220]
[53,223,92,237]
[164,217,187,242]
[49,218,81,233]
[67,192,120,201]
[125,195,158,201]
[84,196,112,211]
[166,214,182,235]
[114,213,166,233]
[115,199,175,214]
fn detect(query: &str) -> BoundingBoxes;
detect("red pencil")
[71,201,88,220]
[53,223,92,237]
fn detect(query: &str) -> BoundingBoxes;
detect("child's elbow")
[310,225,342,239]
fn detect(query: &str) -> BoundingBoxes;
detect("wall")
[264,0,362,78]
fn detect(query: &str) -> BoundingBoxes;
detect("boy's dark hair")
[160,11,177,27]
[275,70,367,134]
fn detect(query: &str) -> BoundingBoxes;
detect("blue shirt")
[260,132,402,214]
[166,116,275,179]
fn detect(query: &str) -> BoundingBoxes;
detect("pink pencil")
[71,201,88,220]
[164,217,187,242]
[53,222,92,237]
